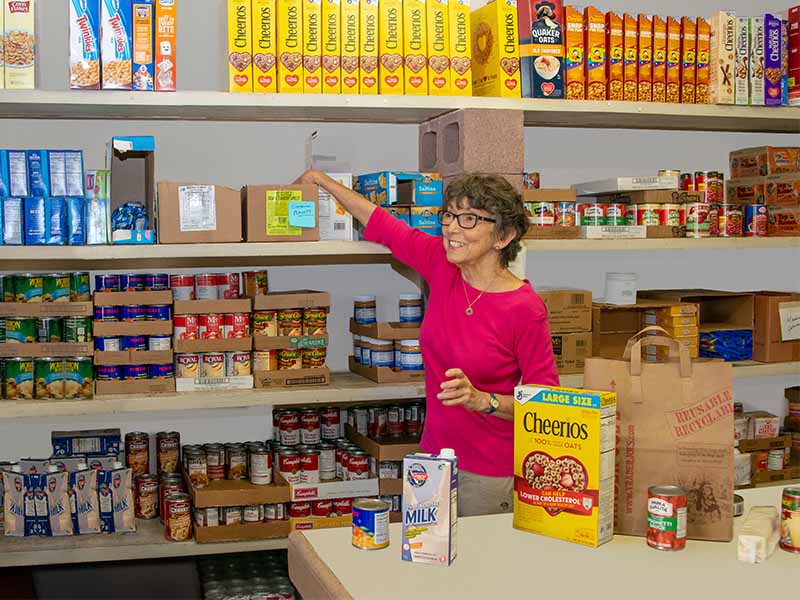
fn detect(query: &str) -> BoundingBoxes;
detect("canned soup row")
[3,357,93,400]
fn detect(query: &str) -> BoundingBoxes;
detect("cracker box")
[426,0,449,95]
[403,0,427,94]
[447,0,470,95]
[695,16,710,104]
[680,16,696,104]
[471,0,521,98]
[666,16,681,103]
[252,0,277,93]
[277,0,303,92]
[583,6,605,101]
[101,0,132,90]
[764,13,782,107]
[69,0,101,90]
[341,0,359,93]
[749,16,764,106]
[651,14,666,102]
[514,385,616,548]
[564,6,584,100]
[322,0,342,93]
[606,11,622,101]
[132,1,155,91]
[637,13,652,101]
[378,0,403,93]
[518,0,564,99]
[622,13,637,101]
[734,16,749,105]
[303,0,322,93]
[228,0,253,92]
[154,0,177,91]
[359,0,378,93]
[790,7,799,106]
[710,10,736,105]
[4,0,35,89]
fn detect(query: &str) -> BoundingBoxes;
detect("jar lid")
[353,334,361,341]
[400,339,420,347]
[399,293,422,301]
[354,295,376,302]
[374,339,393,346]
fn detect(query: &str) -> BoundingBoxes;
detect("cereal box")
[426,0,449,95]
[277,0,303,92]
[5,0,35,89]
[0,5,4,89]
[680,16,696,104]
[781,17,788,106]
[790,7,799,106]
[69,0,101,90]
[132,1,155,91]
[666,16,681,103]
[583,6,604,101]
[651,15,666,102]
[447,0,470,95]
[710,10,736,105]
[252,0,277,93]
[341,0,359,93]
[471,0,521,98]
[734,17,749,105]
[514,385,616,548]
[518,0,564,99]
[403,0,427,94]
[322,0,342,93]
[302,0,322,92]
[359,0,378,93]
[563,5,584,99]
[154,0,176,91]
[379,0,403,93]
[622,13,637,101]
[228,0,253,92]
[695,17,710,104]
[764,13,782,107]
[606,10,622,101]
[749,16,764,106]
[637,13,652,101]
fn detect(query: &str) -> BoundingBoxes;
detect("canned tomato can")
[199,314,224,340]
[169,275,195,301]
[148,335,171,351]
[94,336,121,351]
[605,203,627,226]
[220,506,242,526]
[121,305,147,322]
[122,335,147,351]
[173,314,199,341]
[204,444,225,480]
[289,501,312,519]
[334,497,353,516]
[147,305,172,321]
[149,363,174,379]
[37,317,64,343]
[186,450,209,488]
[718,204,743,237]
[253,311,278,336]
[301,449,320,484]
[123,364,148,380]
[158,474,184,524]
[156,431,181,474]
[243,270,270,297]
[278,349,302,370]
[145,273,169,291]
[580,203,606,226]
[744,205,768,237]
[554,202,575,227]
[685,203,711,238]
[134,474,159,519]
[313,499,333,518]
[320,407,340,440]
[368,407,387,439]
[94,305,120,322]
[223,313,250,339]
[94,274,120,293]
[175,353,200,378]
[348,450,370,480]
[43,273,71,303]
[225,443,248,480]
[660,204,685,226]
[217,273,240,299]
[279,411,301,446]
[694,171,707,192]
[70,272,91,301]
[96,364,122,381]
[195,274,219,300]
[249,446,273,485]
[646,485,687,551]
[303,308,327,336]
[225,352,252,376]
[636,204,662,226]
[680,172,694,191]
[125,432,150,476]
[781,487,800,553]
[277,309,303,337]
[528,202,555,227]
[302,347,326,368]
[300,410,321,445]
[200,352,226,378]
[164,492,193,541]
[119,274,145,292]
[708,204,721,237]
[279,450,301,483]
[352,499,390,550]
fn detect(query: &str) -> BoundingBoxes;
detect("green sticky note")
[288,201,316,228]
[266,190,302,236]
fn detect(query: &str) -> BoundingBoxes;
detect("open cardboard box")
[346,425,421,461]
[538,289,592,333]
[157,181,243,244]
[95,378,176,396]
[349,356,424,384]
[175,376,254,392]
[253,367,330,388]
[253,335,328,351]
[94,350,173,365]
[0,302,92,318]
[524,226,581,240]
[738,435,792,452]
[0,343,92,358]
[173,299,252,315]
[253,291,331,310]
[174,338,253,353]
[184,469,290,508]
[750,464,800,485]
[379,478,403,496]
[93,321,173,337]
[752,292,800,363]
[596,190,704,204]
[638,290,755,333]
[195,520,291,543]
[93,291,173,306]
[647,225,686,238]
[275,471,379,501]
[349,319,420,340]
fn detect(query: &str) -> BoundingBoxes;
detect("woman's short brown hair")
[444,174,528,268]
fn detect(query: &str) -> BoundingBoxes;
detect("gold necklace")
[461,272,500,316]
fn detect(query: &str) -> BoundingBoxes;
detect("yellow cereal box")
[514,385,616,548]
[0,6,4,89]
[564,5,585,100]
[341,0,360,93]
[359,0,378,93]
[379,0,403,93]
[666,16,681,103]
[228,0,253,92]
[302,0,322,93]
[606,11,622,101]
[637,13,652,101]
[448,0,471,95]
[471,0,521,98]
[322,0,341,93]
[4,0,35,89]
[426,0,449,95]
[681,16,696,104]
[277,0,303,92]
[403,0,428,94]
[252,0,277,93]
[651,15,667,102]
[695,17,710,104]
[622,13,637,101]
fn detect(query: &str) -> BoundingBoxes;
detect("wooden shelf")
[0,91,796,132]
[0,518,288,567]
[524,237,800,252]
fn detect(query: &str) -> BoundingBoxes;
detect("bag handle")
[622,326,679,358]
[623,327,694,405]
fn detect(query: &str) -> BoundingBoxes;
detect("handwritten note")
[288,201,316,228]
[779,301,800,341]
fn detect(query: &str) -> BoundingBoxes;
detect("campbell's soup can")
[300,409,321,445]
[195,274,219,300]
[744,205,768,237]
[333,497,353,516]
[216,272,240,299]
[660,204,685,226]
[637,204,662,226]
[646,485,687,551]
[169,275,195,301]
[175,353,200,378]
[173,314,199,340]
[279,450,301,483]
[224,313,250,339]
[319,442,336,480]
[199,314,224,340]
[225,352,251,376]
[134,474,159,519]
[718,204,743,237]
[579,203,606,226]
[313,499,333,518]
[289,501,312,519]
[605,203,627,226]
[348,450,370,480]
[301,449,320,484]
[279,411,300,446]
[200,352,226,378]
[320,406,341,440]
[528,202,555,227]
[555,202,576,227]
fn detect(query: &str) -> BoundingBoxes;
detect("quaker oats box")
[518,0,564,98]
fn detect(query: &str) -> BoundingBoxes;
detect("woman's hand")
[437,368,490,412]
[297,169,325,186]
[295,169,377,225]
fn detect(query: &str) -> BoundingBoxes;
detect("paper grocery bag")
[584,326,735,542]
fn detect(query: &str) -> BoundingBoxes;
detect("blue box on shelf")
[27,150,50,198]
[2,197,23,245]
[8,150,29,197]
[356,171,443,206]
[0,151,10,196]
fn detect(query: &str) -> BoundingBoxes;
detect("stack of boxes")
[355,172,443,235]
[538,289,592,376]
[642,304,700,360]
[734,408,797,487]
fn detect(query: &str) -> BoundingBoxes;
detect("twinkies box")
[101,0,133,90]
[69,0,102,89]
[517,0,563,99]
[157,181,243,244]
[514,385,616,548]
[471,0,521,98]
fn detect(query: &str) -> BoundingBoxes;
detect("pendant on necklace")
[465,307,474,316]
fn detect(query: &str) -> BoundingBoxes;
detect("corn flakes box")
[341,0,359,93]
[359,0,378,93]
[252,0,277,93]
[696,17,710,104]
[637,13,652,101]
[564,5,584,99]
[4,0,35,89]
[426,0,449,95]
[514,385,616,548]
[403,0,427,94]
[447,0,470,95]
[709,10,735,105]
[681,16,696,104]
[651,14,666,102]
[302,0,322,92]
[666,16,681,103]
[605,11,622,101]
[622,13,637,101]
[132,1,155,91]
[322,0,341,93]
[518,0,563,99]
[154,0,177,92]
[379,0,403,93]
[278,0,303,92]
[471,0,520,97]
[228,0,253,92]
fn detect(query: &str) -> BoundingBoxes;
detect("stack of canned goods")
[1,272,91,304]
[196,502,291,528]
[182,439,274,487]
[5,314,92,344]
[1,356,93,399]
[170,271,264,301]
[346,403,425,440]
[175,351,252,379]
[173,312,250,341]
[252,305,328,372]
[197,551,296,600]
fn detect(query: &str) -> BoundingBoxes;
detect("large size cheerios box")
[514,384,616,548]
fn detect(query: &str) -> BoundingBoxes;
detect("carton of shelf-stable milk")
[401,449,457,566]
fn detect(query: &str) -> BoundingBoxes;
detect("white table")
[288,487,797,600]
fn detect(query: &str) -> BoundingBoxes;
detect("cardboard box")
[426,0,449,95]
[175,375,254,392]
[730,146,800,178]
[69,0,102,89]
[471,0,521,98]
[242,184,319,243]
[94,290,173,306]
[157,181,241,244]
[228,0,254,92]
[4,0,35,89]
[340,0,359,93]
[186,472,290,508]
[94,321,173,336]
[276,471,379,501]
[132,0,155,91]
[622,13,638,101]
[551,332,592,374]
[174,338,252,353]
[745,411,781,439]
[252,0,277,93]
[195,520,290,543]
[572,175,678,196]
[695,17,710,103]
[253,290,330,310]
[302,0,322,93]
[735,16,749,105]
[253,333,327,351]
[402,0,427,94]
[523,226,581,240]
[349,356,424,383]
[651,15,667,102]
[346,425,421,461]
[101,0,132,90]
[0,343,93,358]
[517,0,563,98]
[378,0,403,93]
[447,0,470,95]
[767,206,800,236]
[637,290,754,333]
[154,0,177,91]
[359,0,378,93]
[564,6,584,100]
[0,302,92,318]
[710,11,736,105]
[596,190,702,205]
[727,177,766,205]
[537,289,592,333]
[752,292,800,363]
[580,225,646,239]
[108,137,156,244]
[765,173,800,206]
[379,478,403,495]
[739,435,792,453]
[174,299,252,314]
[94,349,172,365]
[95,378,176,396]
[291,515,351,531]
[583,6,605,101]
[350,318,419,340]
[0,4,4,88]
[749,16,764,106]
[637,13,652,101]
[680,16,697,104]
[322,0,342,93]
[764,13,782,106]
[605,11,622,101]
[254,367,330,388]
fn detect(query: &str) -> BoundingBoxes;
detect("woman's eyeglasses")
[438,210,497,229]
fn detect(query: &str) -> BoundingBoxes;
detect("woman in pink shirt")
[301,171,559,516]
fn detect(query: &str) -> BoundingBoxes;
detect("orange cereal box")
[622,13,637,101]
[564,5,585,100]
[359,0,378,93]
[228,0,253,93]
[379,0,403,93]
[302,0,322,93]
[322,0,342,93]
[471,0,520,98]
[606,11,623,101]
[681,16,696,104]
[154,0,177,92]
[666,16,681,103]
[448,0,471,95]
[341,0,360,93]
[695,16,710,104]
[426,0,449,95]
[583,6,605,101]
[277,0,303,92]
[651,14,667,102]
[252,0,277,93]
[637,13,652,101]
[403,0,428,94]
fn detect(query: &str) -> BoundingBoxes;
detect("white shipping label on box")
[289,477,379,500]
[779,301,800,341]
[178,185,217,232]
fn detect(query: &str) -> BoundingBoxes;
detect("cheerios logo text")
[523,412,589,440]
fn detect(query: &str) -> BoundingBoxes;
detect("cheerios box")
[447,0,470,95]
[403,0,428,95]
[514,384,616,548]
[471,0,521,98]
[228,0,253,93]
[378,0,403,93]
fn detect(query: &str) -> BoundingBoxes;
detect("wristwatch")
[485,393,500,415]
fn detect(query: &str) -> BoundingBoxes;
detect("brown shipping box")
[538,288,592,333]
[551,332,592,374]
[637,290,754,333]
[765,173,800,206]
[753,292,800,363]
[242,184,320,242]
[157,182,243,243]
[729,146,800,179]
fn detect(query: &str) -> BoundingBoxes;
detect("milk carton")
[401,449,457,566]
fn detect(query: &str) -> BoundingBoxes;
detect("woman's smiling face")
[441,199,501,267]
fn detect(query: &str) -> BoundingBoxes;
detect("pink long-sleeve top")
[364,207,559,477]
